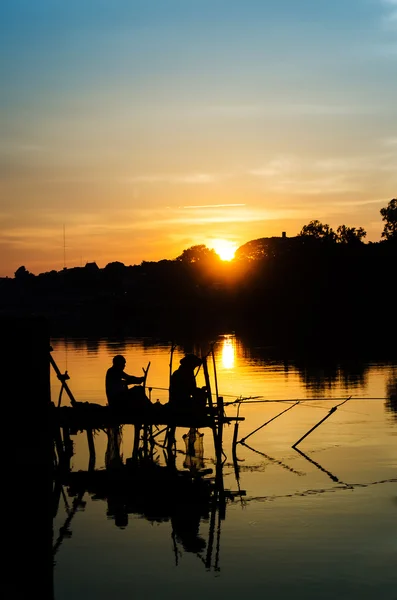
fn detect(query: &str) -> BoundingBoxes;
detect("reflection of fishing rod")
[293,447,341,484]
[239,441,306,476]
[53,489,86,557]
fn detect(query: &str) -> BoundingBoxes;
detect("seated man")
[105,354,151,410]
[169,354,207,416]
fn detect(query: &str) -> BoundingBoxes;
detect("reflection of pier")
[53,427,245,572]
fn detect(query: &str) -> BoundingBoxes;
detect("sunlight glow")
[211,239,238,261]
[221,336,235,369]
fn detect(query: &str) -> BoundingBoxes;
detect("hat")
[180,354,202,367]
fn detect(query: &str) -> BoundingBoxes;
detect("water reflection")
[51,335,396,404]
[221,335,235,369]
[53,425,245,572]
[50,337,397,599]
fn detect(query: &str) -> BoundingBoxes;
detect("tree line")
[1,199,396,352]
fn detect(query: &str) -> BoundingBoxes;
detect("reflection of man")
[183,428,205,474]
[172,510,206,554]
[105,355,149,409]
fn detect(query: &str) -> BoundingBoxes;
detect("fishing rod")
[224,396,389,405]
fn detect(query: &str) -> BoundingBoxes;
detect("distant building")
[84,262,99,271]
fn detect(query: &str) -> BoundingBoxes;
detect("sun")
[211,239,237,261]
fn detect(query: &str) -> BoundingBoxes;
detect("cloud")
[184,102,382,119]
[248,149,397,195]
[382,135,397,146]
[182,203,245,209]
[120,172,218,184]
[382,0,397,29]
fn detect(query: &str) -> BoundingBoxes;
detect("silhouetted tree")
[298,220,336,241]
[176,245,218,264]
[14,265,34,280]
[336,225,367,244]
[380,198,397,240]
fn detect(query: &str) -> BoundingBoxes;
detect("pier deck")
[51,402,245,431]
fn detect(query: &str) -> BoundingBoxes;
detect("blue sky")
[0,0,396,275]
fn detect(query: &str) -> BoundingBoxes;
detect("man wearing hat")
[169,354,207,416]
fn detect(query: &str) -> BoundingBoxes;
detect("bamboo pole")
[142,361,151,394]
[211,344,219,404]
[142,361,152,440]
[292,397,351,448]
[238,401,300,444]
[165,344,177,449]
[169,343,176,401]
[202,354,220,461]
[49,352,77,407]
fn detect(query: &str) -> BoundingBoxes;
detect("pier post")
[3,316,53,598]
[86,429,96,470]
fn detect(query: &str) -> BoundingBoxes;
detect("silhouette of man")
[106,355,150,410]
[169,354,207,416]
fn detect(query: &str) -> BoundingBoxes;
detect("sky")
[1,0,396,276]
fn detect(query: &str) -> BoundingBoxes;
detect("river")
[52,333,397,600]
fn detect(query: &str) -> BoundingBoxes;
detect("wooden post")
[211,345,219,403]
[169,343,176,401]
[132,423,140,460]
[217,396,224,456]
[86,429,96,470]
[202,355,220,461]
[3,316,53,598]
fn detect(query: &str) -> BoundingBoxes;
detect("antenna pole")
[63,224,66,269]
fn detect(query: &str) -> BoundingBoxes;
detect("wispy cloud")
[182,203,245,209]
[381,0,397,29]
[382,135,397,146]
[182,102,382,119]
[120,173,218,184]
[248,150,397,195]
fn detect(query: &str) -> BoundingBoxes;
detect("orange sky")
[1,0,396,276]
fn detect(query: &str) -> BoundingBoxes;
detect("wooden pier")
[49,339,247,573]
[50,344,245,470]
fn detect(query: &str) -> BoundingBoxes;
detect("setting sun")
[211,240,238,261]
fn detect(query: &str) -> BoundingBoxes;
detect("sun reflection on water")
[221,335,235,369]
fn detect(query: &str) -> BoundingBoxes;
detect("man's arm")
[122,371,144,385]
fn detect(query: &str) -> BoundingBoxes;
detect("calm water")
[52,335,397,600]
